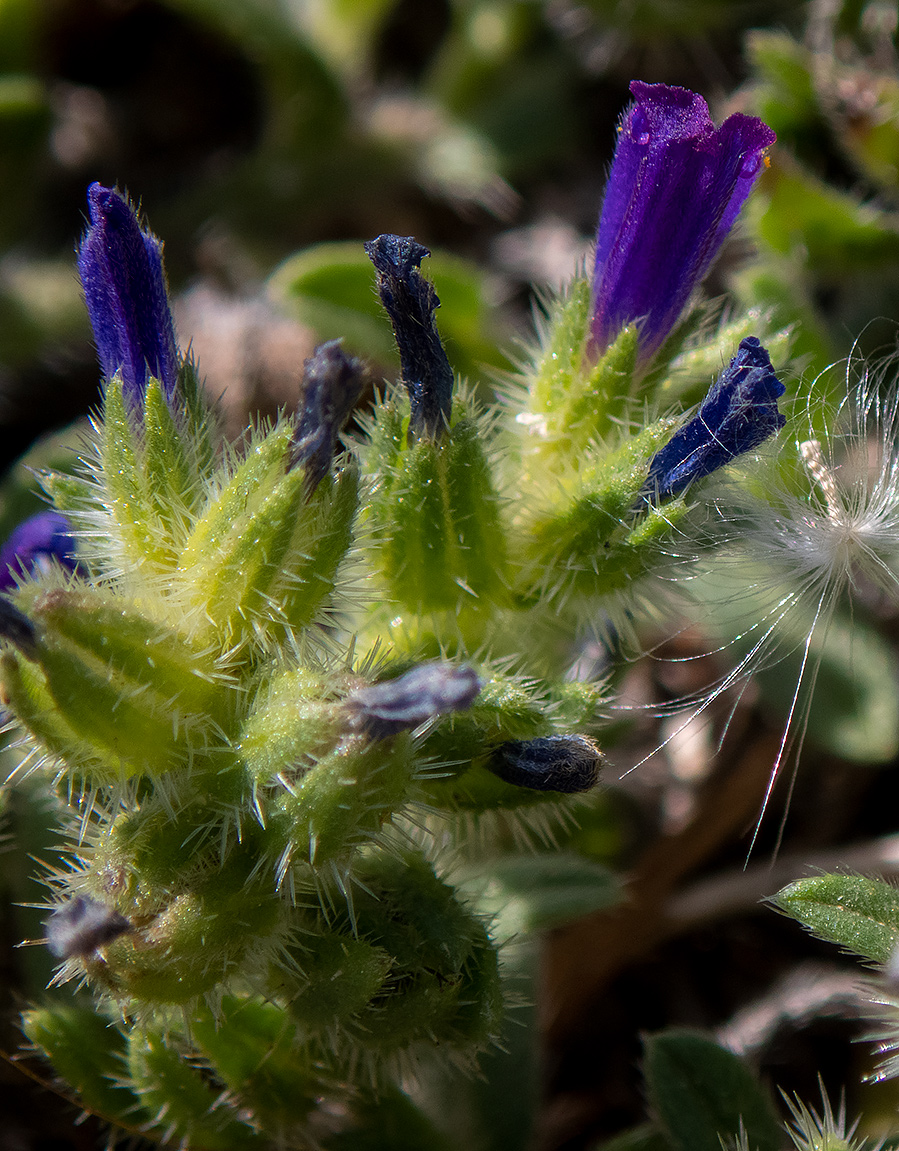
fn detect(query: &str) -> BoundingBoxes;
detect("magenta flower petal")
[77,183,180,405]
[590,82,775,368]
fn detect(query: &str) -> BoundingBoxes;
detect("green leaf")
[643,1030,782,1151]
[771,873,899,965]
[462,851,622,934]
[193,997,323,1124]
[128,1028,261,1149]
[593,1123,676,1151]
[756,157,899,276]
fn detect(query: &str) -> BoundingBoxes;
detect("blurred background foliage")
[8,0,899,1149]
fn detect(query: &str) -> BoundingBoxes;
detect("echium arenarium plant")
[10,85,788,1146]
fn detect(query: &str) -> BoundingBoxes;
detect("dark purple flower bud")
[291,339,366,495]
[45,894,132,959]
[642,336,785,503]
[345,662,482,739]
[590,82,776,368]
[487,734,604,793]
[77,182,180,405]
[364,234,454,439]
[0,511,77,592]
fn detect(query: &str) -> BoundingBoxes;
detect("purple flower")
[77,183,180,405]
[0,510,77,592]
[642,336,785,502]
[589,82,775,369]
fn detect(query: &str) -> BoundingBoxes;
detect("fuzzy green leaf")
[127,1028,261,1149]
[99,375,173,569]
[771,873,899,964]
[142,375,202,532]
[193,997,323,1124]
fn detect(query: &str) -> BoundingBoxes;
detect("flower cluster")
[1,82,822,1149]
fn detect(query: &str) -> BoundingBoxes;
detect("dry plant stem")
[539,728,783,1049]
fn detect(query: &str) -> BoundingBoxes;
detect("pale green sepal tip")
[191,997,323,1122]
[33,635,189,776]
[38,470,96,516]
[198,463,307,643]
[276,461,359,636]
[0,651,124,783]
[178,421,294,570]
[239,667,336,785]
[445,417,508,603]
[274,736,416,867]
[142,374,202,531]
[372,413,508,614]
[529,276,591,417]
[18,584,229,728]
[281,934,392,1028]
[377,437,459,613]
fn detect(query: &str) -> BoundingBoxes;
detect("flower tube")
[590,82,775,368]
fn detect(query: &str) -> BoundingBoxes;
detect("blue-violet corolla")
[590,82,775,368]
[77,183,180,405]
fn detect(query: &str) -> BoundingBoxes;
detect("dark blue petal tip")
[488,734,605,793]
[364,234,454,438]
[78,183,180,406]
[643,336,786,503]
[292,340,366,495]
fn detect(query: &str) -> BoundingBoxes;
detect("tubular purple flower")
[589,82,775,368]
[0,510,77,592]
[77,182,180,405]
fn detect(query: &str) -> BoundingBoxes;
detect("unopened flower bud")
[642,336,785,503]
[78,183,180,405]
[487,734,605,793]
[291,339,366,495]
